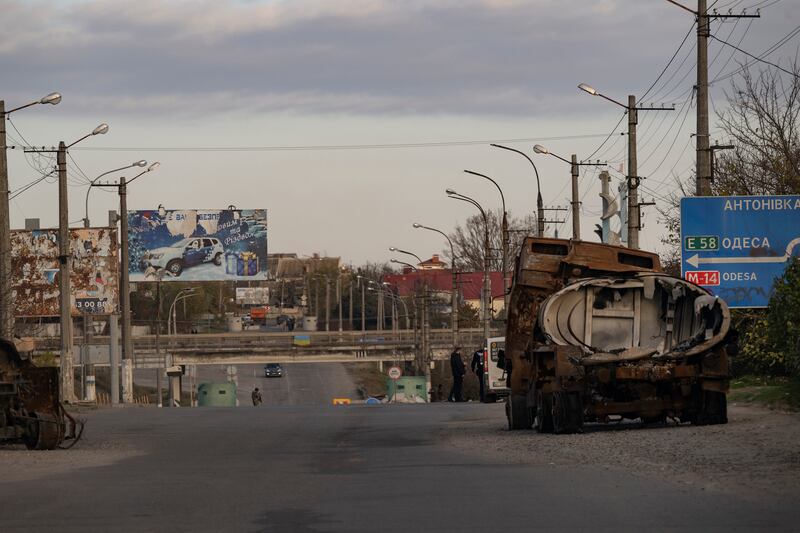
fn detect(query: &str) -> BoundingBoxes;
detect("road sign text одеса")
[681,195,800,308]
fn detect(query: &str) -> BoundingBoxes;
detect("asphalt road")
[133,362,359,406]
[2,401,797,532]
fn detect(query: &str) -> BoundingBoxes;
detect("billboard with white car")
[128,208,268,281]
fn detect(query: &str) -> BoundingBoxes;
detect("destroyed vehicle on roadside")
[502,237,736,434]
[0,338,82,449]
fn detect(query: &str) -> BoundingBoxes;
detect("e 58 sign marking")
[680,195,800,308]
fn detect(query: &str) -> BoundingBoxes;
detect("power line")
[710,32,799,79]
[68,133,613,153]
[641,21,698,101]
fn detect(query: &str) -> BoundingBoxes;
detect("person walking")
[471,346,485,402]
[251,387,263,406]
[449,347,466,402]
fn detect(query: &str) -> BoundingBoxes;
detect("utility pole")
[337,274,342,333]
[118,176,134,404]
[627,96,640,248]
[57,141,76,403]
[0,101,11,341]
[696,0,711,196]
[325,276,330,332]
[155,278,163,408]
[360,277,365,333]
[666,0,758,195]
[570,154,581,240]
[348,275,353,331]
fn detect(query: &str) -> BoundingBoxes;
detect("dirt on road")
[444,403,800,503]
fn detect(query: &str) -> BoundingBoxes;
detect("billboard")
[235,287,270,305]
[128,208,268,282]
[10,228,120,316]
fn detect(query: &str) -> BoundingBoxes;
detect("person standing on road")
[449,347,466,402]
[251,387,263,406]
[471,346,485,402]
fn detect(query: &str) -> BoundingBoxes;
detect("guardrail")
[31,328,503,353]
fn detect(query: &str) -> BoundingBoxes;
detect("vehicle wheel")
[551,392,583,434]
[166,259,183,276]
[213,252,222,266]
[693,389,728,425]
[506,394,532,430]
[23,412,64,450]
[534,390,554,433]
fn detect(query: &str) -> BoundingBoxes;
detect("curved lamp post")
[464,169,510,312]
[446,188,491,341]
[413,222,458,348]
[533,144,581,241]
[490,143,544,237]
[0,91,61,340]
[84,160,147,227]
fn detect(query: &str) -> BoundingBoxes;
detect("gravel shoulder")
[444,403,800,504]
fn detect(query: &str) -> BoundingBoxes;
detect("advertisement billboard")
[235,287,270,305]
[11,228,120,316]
[128,208,268,282]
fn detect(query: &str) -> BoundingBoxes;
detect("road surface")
[133,362,359,406]
[2,402,798,532]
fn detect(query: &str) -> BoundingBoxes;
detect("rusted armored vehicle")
[0,338,80,449]
[503,237,735,433]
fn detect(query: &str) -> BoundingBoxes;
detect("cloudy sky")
[2,0,798,264]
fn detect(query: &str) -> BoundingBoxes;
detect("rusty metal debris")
[503,237,736,434]
[0,338,84,449]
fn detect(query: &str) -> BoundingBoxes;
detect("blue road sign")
[681,195,800,308]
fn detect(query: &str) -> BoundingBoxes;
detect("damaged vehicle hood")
[538,273,730,362]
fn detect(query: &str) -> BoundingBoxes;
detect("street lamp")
[84,160,147,227]
[388,246,423,266]
[490,144,544,237]
[390,258,418,271]
[413,222,458,348]
[464,169,511,313]
[578,82,673,249]
[91,159,160,403]
[51,123,110,403]
[532,144,583,241]
[0,91,62,340]
[446,189,491,341]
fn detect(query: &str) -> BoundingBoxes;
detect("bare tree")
[659,63,800,273]
[714,62,800,195]
[445,209,537,272]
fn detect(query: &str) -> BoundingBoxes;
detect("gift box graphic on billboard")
[128,208,268,281]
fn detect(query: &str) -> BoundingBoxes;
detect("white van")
[483,336,510,403]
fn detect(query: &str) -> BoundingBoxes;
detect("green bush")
[732,312,788,376]
[765,258,800,378]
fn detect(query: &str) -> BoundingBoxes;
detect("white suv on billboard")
[141,237,224,276]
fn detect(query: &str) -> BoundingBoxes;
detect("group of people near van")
[447,346,485,402]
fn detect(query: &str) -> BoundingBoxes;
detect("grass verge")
[729,375,800,411]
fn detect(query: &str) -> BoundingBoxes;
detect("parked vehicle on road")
[482,336,510,403]
[140,237,224,276]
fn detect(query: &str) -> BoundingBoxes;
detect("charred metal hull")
[0,338,79,449]
[503,238,735,433]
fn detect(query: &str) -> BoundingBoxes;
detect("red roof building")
[382,269,506,312]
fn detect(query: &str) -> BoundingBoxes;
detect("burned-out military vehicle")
[502,237,734,433]
[0,338,81,449]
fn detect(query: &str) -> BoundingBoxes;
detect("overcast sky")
[3,0,798,265]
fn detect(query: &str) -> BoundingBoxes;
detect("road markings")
[686,237,800,268]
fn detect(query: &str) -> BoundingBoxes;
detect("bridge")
[31,328,504,367]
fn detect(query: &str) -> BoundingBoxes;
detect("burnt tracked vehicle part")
[0,338,84,449]
[504,238,735,434]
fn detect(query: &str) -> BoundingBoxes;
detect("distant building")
[382,256,505,315]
